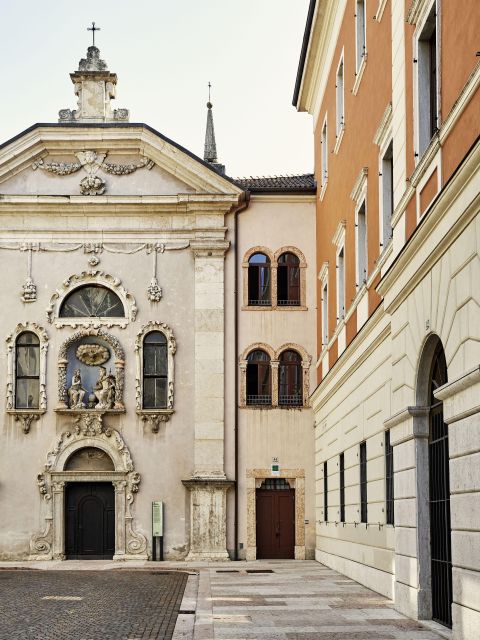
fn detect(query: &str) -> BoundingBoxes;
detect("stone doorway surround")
[30,415,147,561]
[246,468,305,561]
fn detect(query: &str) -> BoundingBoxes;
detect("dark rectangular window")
[429,25,437,138]
[360,441,367,523]
[339,452,345,523]
[385,430,394,525]
[323,461,328,522]
[381,140,393,248]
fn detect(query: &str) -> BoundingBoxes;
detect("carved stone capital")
[190,240,230,259]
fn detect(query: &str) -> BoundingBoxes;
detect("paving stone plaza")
[0,561,449,639]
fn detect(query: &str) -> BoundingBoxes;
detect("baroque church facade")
[0,45,317,562]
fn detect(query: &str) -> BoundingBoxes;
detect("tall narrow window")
[321,118,328,188]
[339,452,345,523]
[336,57,344,135]
[336,247,345,321]
[322,281,329,346]
[143,331,168,409]
[356,200,367,287]
[324,461,328,522]
[416,3,438,157]
[246,350,271,405]
[360,441,367,523]
[279,350,302,406]
[380,141,394,248]
[278,252,300,306]
[248,253,271,306]
[15,332,40,409]
[355,0,366,72]
[385,430,394,525]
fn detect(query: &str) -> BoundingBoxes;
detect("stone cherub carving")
[93,366,116,410]
[68,369,86,409]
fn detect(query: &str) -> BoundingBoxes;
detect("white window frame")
[379,139,394,250]
[320,114,328,199]
[413,0,439,164]
[355,0,367,72]
[355,197,368,290]
[335,52,345,152]
[319,262,329,348]
[336,245,346,322]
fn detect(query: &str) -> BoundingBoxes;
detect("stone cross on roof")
[87,22,101,47]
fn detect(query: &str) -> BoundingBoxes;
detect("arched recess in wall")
[415,333,452,628]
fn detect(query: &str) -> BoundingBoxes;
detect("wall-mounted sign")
[152,501,163,537]
[271,463,280,476]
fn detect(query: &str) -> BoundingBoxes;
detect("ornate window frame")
[135,321,176,431]
[55,327,125,412]
[46,270,138,329]
[239,342,311,409]
[242,246,307,310]
[6,322,48,433]
[30,417,147,561]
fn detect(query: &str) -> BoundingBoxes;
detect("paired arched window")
[245,248,305,308]
[143,331,168,409]
[277,253,300,306]
[243,345,308,408]
[246,350,272,405]
[60,285,125,318]
[248,254,271,306]
[278,350,302,406]
[15,332,40,409]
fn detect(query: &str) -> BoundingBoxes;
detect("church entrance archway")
[65,483,115,559]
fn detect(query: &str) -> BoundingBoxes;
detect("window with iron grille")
[339,452,345,523]
[246,350,271,406]
[385,430,394,525]
[143,331,168,409]
[248,253,271,306]
[15,331,40,409]
[323,461,328,522]
[277,252,300,306]
[279,350,302,406]
[360,441,367,523]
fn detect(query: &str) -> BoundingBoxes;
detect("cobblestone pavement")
[0,570,187,640]
[194,561,448,640]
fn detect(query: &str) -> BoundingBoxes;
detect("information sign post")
[152,501,164,561]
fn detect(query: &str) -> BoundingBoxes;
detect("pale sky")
[0,0,313,178]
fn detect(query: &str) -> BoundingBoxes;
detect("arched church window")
[277,252,300,306]
[59,285,125,318]
[278,350,302,406]
[143,331,168,409]
[246,350,271,405]
[15,332,40,409]
[248,254,271,306]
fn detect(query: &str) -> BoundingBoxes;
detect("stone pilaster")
[184,240,233,560]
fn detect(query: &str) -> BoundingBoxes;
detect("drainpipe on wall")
[234,190,250,560]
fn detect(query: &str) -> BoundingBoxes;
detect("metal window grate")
[259,478,291,490]
[339,452,345,523]
[323,461,328,522]
[248,299,271,306]
[246,394,272,406]
[385,430,394,525]
[278,394,302,406]
[277,299,300,306]
[360,442,367,523]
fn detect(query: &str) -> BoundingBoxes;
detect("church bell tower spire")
[203,83,225,175]
[58,23,129,123]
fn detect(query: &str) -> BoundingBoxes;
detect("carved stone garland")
[47,269,137,328]
[6,322,49,433]
[31,417,147,560]
[135,321,176,430]
[56,327,125,411]
[32,150,154,196]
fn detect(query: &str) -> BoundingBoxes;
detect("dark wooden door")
[65,483,115,560]
[256,489,295,559]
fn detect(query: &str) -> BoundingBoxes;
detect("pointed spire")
[203,83,225,174]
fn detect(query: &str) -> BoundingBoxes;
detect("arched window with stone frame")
[6,322,49,432]
[135,322,176,426]
[248,253,271,306]
[246,350,272,406]
[273,247,307,309]
[278,349,303,406]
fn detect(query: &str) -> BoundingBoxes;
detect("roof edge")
[292,0,317,108]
